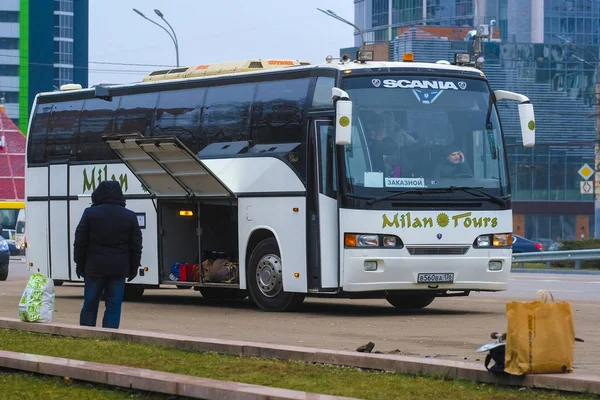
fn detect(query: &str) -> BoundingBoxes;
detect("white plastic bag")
[18,273,55,323]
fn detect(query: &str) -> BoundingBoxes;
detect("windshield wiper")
[345,193,375,201]
[485,91,494,130]
[355,186,508,208]
[445,186,508,207]
[364,189,427,207]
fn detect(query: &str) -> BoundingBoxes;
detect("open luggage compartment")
[159,200,239,287]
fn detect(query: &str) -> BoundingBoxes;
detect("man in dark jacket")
[74,180,143,329]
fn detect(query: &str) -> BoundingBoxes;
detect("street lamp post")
[133,8,179,67]
[317,8,366,49]
[557,35,600,238]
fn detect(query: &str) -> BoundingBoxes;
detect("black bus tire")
[123,285,145,302]
[385,294,435,310]
[247,238,304,312]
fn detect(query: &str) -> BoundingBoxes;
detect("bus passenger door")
[69,191,92,282]
[48,162,71,281]
[309,120,339,290]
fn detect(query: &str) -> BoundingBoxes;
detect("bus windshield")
[342,76,509,198]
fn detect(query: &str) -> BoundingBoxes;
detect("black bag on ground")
[484,344,507,374]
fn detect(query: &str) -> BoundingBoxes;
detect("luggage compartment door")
[104,134,234,199]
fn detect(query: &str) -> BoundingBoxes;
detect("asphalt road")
[2,259,598,374]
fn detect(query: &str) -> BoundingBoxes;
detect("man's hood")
[92,180,126,206]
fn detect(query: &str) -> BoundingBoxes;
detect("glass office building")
[0,0,88,133]
[354,0,494,45]
[354,0,600,45]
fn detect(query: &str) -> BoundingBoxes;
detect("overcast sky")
[88,0,355,86]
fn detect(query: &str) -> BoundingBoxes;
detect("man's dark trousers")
[80,275,126,329]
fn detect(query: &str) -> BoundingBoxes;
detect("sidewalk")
[0,317,598,396]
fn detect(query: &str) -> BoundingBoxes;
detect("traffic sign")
[581,181,593,194]
[578,164,594,180]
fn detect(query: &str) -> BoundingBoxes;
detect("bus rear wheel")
[247,238,304,312]
[385,293,435,310]
[123,285,145,302]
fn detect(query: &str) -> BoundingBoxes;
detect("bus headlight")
[357,234,379,247]
[382,236,397,247]
[474,233,512,248]
[344,234,403,248]
[476,235,492,247]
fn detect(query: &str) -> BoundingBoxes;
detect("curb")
[511,268,600,275]
[0,318,599,395]
[0,349,355,400]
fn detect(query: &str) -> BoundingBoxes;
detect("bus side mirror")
[332,87,352,145]
[494,90,535,147]
[518,103,535,147]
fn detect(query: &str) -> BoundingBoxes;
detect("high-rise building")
[0,0,88,133]
[353,0,600,46]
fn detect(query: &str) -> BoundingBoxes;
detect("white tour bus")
[24,53,535,311]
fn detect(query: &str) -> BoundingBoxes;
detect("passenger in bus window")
[431,145,473,178]
[74,180,143,329]
[366,118,397,173]
[375,111,416,177]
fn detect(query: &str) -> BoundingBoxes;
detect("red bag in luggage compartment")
[179,264,188,281]
[185,263,195,281]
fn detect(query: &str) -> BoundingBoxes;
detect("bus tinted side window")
[46,100,83,160]
[154,87,205,154]
[251,78,310,144]
[76,97,121,162]
[114,92,159,136]
[28,104,53,164]
[251,78,310,179]
[201,83,256,151]
[311,77,335,108]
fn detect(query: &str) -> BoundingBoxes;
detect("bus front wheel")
[247,238,304,312]
[385,293,435,310]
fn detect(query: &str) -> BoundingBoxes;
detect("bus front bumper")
[342,248,511,293]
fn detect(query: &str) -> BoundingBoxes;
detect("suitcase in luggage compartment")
[179,264,188,281]
[184,263,195,281]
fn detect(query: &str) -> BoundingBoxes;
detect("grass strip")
[0,329,595,400]
[0,370,176,399]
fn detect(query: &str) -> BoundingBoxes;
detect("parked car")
[0,237,9,281]
[512,234,543,253]
[1,229,21,256]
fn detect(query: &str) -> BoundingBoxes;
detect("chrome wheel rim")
[256,254,283,298]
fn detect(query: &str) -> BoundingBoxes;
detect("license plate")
[417,273,454,283]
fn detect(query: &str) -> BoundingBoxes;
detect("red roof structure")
[0,109,26,201]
